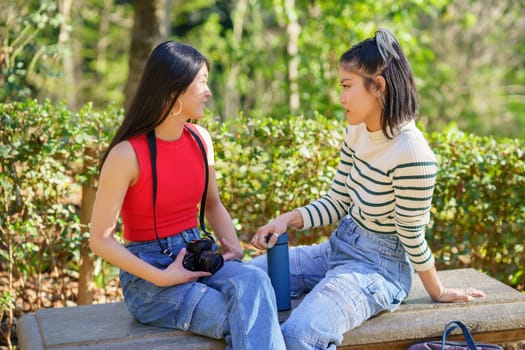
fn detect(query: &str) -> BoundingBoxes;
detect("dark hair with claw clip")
[339,28,418,139]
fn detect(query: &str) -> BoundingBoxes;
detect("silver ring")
[273,233,279,237]
[253,235,259,240]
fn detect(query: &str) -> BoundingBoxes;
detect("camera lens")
[199,251,224,273]
[182,252,197,271]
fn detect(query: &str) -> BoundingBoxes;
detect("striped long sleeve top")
[297,120,438,272]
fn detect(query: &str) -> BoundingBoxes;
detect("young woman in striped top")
[249,29,485,350]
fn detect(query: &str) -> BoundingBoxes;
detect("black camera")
[182,238,224,273]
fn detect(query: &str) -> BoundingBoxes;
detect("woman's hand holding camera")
[158,248,211,287]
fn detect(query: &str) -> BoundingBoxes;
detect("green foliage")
[2,0,524,138]
[0,291,14,342]
[206,114,525,290]
[206,113,525,290]
[1,99,79,278]
[0,0,65,102]
[0,291,14,318]
[0,99,118,281]
[73,0,133,107]
[206,111,344,243]
[0,101,523,314]
[427,123,525,289]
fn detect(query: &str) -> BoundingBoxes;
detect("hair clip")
[375,28,400,62]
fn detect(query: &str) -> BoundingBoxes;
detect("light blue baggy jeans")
[248,215,413,350]
[120,227,286,350]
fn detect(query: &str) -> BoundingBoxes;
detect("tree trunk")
[223,0,247,120]
[57,0,78,109]
[285,0,300,114]
[94,0,114,84]
[123,0,170,112]
[77,144,97,305]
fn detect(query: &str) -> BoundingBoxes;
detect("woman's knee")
[215,260,274,294]
[280,282,356,349]
[242,263,274,289]
[282,321,337,350]
[246,254,268,272]
[230,260,270,282]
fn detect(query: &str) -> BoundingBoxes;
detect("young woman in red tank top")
[90,41,285,349]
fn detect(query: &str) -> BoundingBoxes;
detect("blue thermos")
[267,233,291,311]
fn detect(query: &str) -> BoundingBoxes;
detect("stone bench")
[17,268,525,349]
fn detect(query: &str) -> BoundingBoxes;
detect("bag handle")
[442,320,478,350]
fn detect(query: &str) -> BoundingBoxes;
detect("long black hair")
[339,29,418,139]
[100,41,210,169]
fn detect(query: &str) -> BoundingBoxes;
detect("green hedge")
[208,112,343,245]
[1,100,523,296]
[427,125,525,287]
[0,100,115,282]
[208,116,525,290]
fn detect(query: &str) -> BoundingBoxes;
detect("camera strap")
[146,125,214,258]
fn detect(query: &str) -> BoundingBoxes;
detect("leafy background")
[1,0,524,349]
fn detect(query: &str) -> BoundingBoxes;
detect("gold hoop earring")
[170,100,183,116]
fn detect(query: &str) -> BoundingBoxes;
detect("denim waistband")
[341,215,404,252]
[125,227,201,254]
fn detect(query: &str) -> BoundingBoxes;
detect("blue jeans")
[120,227,286,350]
[248,216,413,350]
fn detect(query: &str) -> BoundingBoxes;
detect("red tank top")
[121,125,206,241]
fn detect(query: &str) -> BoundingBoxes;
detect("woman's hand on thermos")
[251,217,288,250]
[251,210,302,250]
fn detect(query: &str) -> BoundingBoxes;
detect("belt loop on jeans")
[180,228,199,244]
